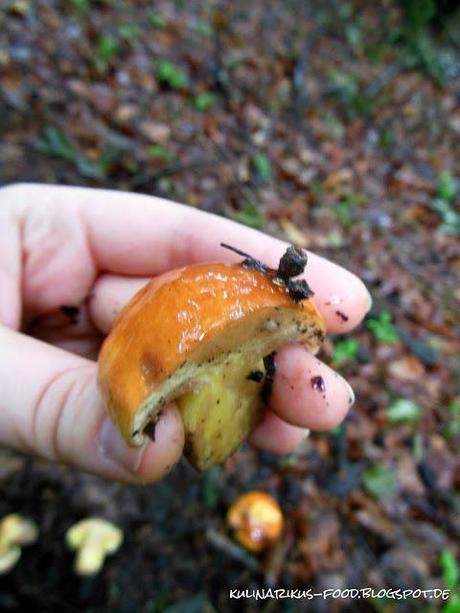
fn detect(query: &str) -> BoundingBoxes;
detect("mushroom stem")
[75,537,107,576]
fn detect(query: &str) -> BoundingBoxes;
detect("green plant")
[35,127,77,162]
[117,23,141,45]
[438,171,457,201]
[72,0,90,13]
[327,69,373,120]
[367,310,400,344]
[193,19,213,37]
[322,111,345,140]
[444,400,460,439]
[362,464,399,499]
[335,201,352,227]
[233,201,266,229]
[440,548,460,613]
[147,10,166,29]
[75,146,122,180]
[430,171,459,235]
[149,145,174,162]
[395,0,448,86]
[252,152,272,182]
[95,33,120,72]
[386,398,421,424]
[335,192,367,226]
[332,338,359,364]
[403,0,436,31]
[35,128,121,180]
[157,61,189,89]
[194,92,218,112]
[378,128,394,150]
[201,466,222,509]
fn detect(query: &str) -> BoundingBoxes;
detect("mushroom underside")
[132,309,324,470]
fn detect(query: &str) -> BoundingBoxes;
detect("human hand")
[0,184,371,483]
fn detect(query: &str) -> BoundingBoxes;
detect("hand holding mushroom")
[0,184,370,483]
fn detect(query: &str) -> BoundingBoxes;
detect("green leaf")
[194,92,218,112]
[335,201,352,227]
[149,145,174,162]
[76,146,120,180]
[345,24,362,49]
[332,338,359,364]
[97,34,120,62]
[438,171,457,202]
[35,127,77,162]
[72,0,90,13]
[445,400,460,438]
[252,152,272,182]
[328,69,358,98]
[442,595,460,613]
[440,548,460,590]
[362,464,398,499]
[430,198,460,236]
[193,19,213,37]
[366,310,400,345]
[234,201,266,229]
[117,23,141,44]
[379,128,394,150]
[157,60,189,89]
[147,10,166,29]
[201,466,222,509]
[387,399,421,424]
[403,0,436,31]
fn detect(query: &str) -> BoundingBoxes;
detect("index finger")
[10,184,371,331]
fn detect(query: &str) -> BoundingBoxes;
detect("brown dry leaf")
[278,158,317,187]
[279,217,310,248]
[138,121,171,143]
[322,168,353,193]
[115,105,139,124]
[380,548,430,590]
[387,356,425,381]
[355,508,398,544]
[390,168,435,193]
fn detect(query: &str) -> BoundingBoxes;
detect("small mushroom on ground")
[227,491,284,553]
[0,514,38,574]
[66,518,123,576]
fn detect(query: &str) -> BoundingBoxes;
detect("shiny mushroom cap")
[66,518,123,576]
[227,491,283,552]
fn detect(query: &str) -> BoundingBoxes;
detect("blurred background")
[0,0,459,611]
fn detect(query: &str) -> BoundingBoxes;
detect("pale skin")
[0,184,371,483]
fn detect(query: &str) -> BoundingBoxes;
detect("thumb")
[0,325,184,482]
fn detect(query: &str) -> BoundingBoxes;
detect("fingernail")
[365,289,373,313]
[337,374,355,407]
[98,417,147,472]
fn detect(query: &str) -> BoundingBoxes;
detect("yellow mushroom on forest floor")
[227,491,284,553]
[0,514,38,574]
[65,518,123,576]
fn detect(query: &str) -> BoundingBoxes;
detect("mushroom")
[98,245,325,471]
[227,491,284,553]
[66,518,123,576]
[0,514,38,574]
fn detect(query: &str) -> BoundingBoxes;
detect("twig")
[206,528,261,573]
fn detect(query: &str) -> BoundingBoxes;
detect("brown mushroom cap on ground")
[97,260,325,470]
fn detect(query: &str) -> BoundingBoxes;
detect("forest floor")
[0,1,459,611]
